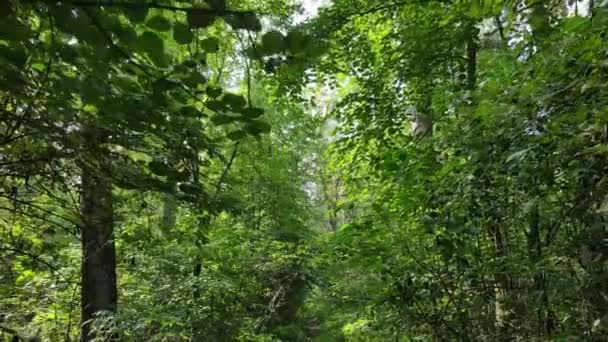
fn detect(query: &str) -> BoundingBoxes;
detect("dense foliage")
[1,0,608,341]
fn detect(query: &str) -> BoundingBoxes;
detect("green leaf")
[205,86,222,98]
[15,270,35,286]
[200,37,220,53]
[187,10,216,29]
[179,183,202,195]
[592,8,608,30]
[206,100,226,112]
[173,23,193,44]
[137,31,166,67]
[0,45,27,69]
[149,160,170,176]
[181,60,198,69]
[222,93,246,109]
[211,114,235,125]
[469,1,482,18]
[138,31,164,52]
[261,31,286,54]
[174,60,198,74]
[116,26,138,44]
[245,120,271,135]
[198,245,216,259]
[31,63,45,72]
[182,73,207,88]
[243,46,257,59]
[583,144,608,155]
[152,79,180,92]
[0,17,32,41]
[146,15,172,32]
[116,75,144,94]
[227,130,247,141]
[125,7,148,23]
[168,170,190,182]
[1,68,24,90]
[241,107,264,119]
[506,148,531,163]
[180,106,204,117]
[224,12,261,32]
[286,30,308,54]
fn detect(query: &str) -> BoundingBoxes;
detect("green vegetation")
[1,0,608,341]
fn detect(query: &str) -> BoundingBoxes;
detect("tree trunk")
[490,224,510,331]
[465,20,478,92]
[80,164,117,341]
[161,189,177,234]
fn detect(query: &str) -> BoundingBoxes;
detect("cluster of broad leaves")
[112,82,319,341]
[292,0,608,341]
[0,0,321,340]
[0,0,270,205]
[3,0,608,341]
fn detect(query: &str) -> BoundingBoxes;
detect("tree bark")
[465,20,478,92]
[490,224,510,331]
[527,203,556,337]
[161,190,177,233]
[80,163,117,341]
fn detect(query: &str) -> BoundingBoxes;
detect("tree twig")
[0,247,75,284]
[213,142,239,200]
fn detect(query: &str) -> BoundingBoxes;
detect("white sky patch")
[293,0,329,24]
[568,0,592,16]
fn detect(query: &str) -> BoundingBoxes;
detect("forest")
[1,0,607,341]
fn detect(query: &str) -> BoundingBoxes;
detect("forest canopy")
[1,0,608,341]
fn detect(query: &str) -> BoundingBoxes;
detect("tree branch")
[0,247,76,284]
[213,142,239,200]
